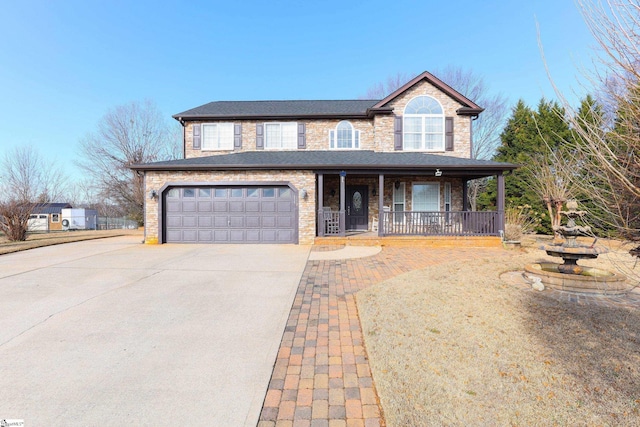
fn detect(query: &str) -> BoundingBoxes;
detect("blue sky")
[0,0,595,181]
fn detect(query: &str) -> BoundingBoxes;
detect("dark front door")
[346,185,368,231]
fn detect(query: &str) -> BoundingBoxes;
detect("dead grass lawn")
[357,237,640,426]
[0,229,142,255]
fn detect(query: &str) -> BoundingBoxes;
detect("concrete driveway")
[0,236,310,426]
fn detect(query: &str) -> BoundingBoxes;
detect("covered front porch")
[316,169,506,239]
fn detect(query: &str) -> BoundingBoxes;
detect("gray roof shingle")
[173,100,381,119]
[132,151,517,176]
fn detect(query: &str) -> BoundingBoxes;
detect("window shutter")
[394,115,403,151]
[329,130,335,148]
[192,124,201,150]
[445,117,454,151]
[256,123,264,150]
[234,124,242,150]
[297,123,306,149]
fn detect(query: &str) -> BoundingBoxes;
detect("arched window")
[330,121,360,149]
[403,96,444,151]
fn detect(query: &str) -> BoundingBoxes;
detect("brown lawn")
[357,237,640,426]
[0,229,142,255]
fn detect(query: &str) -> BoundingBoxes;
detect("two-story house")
[132,72,517,245]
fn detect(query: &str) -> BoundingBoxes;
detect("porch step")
[314,235,503,248]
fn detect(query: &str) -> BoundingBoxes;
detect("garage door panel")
[214,230,229,241]
[262,229,277,242]
[198,216,212,227]
[182,230,197,242]
[214,216,228,227]
[261,201,276,212]
[262,216,276,227]
[230,230,245,241]
[230,216,244,227]
[182,216,197,227]
[198,201,212,212]
[198,230,213,241]
[278,201,293,212]
[245,201,260,212]
[166,216,182,227]
[277,216,293,227]
[182,202,196,212]
[229,201,245,213]
[164,186,296,244]
[246,216,260,227]
[213,201,228,212]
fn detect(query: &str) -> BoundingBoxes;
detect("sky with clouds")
[0,0,597,182]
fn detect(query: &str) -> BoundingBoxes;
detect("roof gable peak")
[372,71,484,115]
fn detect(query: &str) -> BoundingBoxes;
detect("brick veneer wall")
[182,80,472,159]
[144,170,316,244]
[374,80,472,157]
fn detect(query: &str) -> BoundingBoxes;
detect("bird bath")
[524,200,627,294]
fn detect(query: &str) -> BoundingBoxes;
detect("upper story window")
[330,121,360,149]
[265,122,297,149]
[202,123,234,150]
[403,96,444,151]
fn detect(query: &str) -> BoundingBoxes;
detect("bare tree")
[545,1,640,242]
[77,100,179,224]
[0,146,68,241]
[523,149,579,240]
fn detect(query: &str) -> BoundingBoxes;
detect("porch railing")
[322,210,341,236]
[380,210,501,236]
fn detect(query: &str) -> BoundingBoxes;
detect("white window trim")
[403,96,445,152]
[329,121,361,149]
[202,123,234,151]
[411,182,440,212]
[264,122,298,149]
[51,213,60,223]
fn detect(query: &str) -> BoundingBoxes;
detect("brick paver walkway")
[257,247,486,427]
[258,246,640,427]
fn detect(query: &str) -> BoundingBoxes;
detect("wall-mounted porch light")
[149,190,158,200]
[435,169,443,177]
[300,189,308,199]
[394,181,401,190]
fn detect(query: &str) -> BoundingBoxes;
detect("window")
[51,213,60,223]
[403,96,444,151]
[265,123,297,149]
[330,121,360,149]
[393,182,405,224]
[412,183,440,211]
[202,123,234,150]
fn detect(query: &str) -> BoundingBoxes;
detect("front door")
[346,185,368,231]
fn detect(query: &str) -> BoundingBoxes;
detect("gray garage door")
[164,186,297,243]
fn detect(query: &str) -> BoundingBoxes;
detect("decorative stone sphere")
[566,199,579,211]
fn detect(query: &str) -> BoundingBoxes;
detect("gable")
[372,71,483,116]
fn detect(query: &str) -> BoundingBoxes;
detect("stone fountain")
[524,200,628,294]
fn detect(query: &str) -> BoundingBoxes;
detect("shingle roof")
[30,203,72,214]
[173,100,381,120]
[132,150,517,177]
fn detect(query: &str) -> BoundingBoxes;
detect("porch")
[315,170,506,239]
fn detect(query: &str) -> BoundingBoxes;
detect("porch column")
[497,172,505,233]
[378,174,384,237]
[339,171,346,236]
[317,173,324,237]
[462,179,469,211]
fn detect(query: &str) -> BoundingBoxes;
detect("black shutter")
[256,123,264,150]
[297,123,306,149]
[192,124,201,150]
[445,117,454,151]
[234,124,242,150]
[394,115,403,151]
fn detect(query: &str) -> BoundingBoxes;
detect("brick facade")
[145,77,482,244]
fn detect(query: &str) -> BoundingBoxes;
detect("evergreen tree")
[478,99,573,233]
